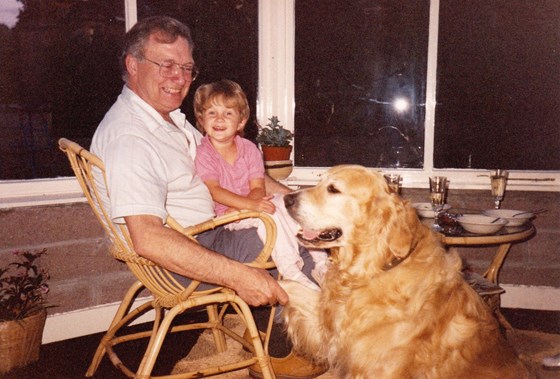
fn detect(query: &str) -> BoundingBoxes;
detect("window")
[0,0,258,181]
[294,0,429,169]
[435,0,560,170]
[2,0,558,206]
[0,0,125,180]
[289,0,558,191]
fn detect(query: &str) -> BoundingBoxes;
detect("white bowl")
[482,209,533,227]
[412,202,451,218]
[456,214,508,234]
[264,160,293,180]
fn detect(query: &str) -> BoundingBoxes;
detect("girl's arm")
[264,174,292,195]
[204,178,275,214]
[247,178,267,200]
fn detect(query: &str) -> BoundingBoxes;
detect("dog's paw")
[278,279,305,294]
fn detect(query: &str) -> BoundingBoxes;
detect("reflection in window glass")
[137,0,259,139]
[294,0,429,168]
[0,1,124,179]
[435,0,560,170]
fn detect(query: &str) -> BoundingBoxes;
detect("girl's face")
[200,100,246,144]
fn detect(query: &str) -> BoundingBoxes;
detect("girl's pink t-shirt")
[195,135,265,216]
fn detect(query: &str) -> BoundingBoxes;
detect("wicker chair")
[58,138,277,379]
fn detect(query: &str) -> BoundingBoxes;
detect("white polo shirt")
[91,85,215,227]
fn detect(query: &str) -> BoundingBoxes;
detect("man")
[91,16,325,378]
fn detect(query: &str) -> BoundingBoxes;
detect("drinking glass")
[490,169,508,209]
[429,176,447,231]
[384,173,402,194]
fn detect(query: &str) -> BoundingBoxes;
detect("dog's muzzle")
[297,228,342,243]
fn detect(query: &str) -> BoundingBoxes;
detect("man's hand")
[231,266,289,307]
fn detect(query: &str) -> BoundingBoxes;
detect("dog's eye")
[327,184,340,194]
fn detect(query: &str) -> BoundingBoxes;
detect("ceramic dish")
[456,214,508,234]
[412,202,451,218]
[264,160,293,180]
[482,209,533,227]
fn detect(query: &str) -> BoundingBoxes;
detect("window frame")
[1,0,558,209]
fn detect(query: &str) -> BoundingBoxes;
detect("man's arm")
[124,214,288,306]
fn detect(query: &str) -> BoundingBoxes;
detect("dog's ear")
[385,200,419,259]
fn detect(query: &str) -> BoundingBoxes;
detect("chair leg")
[135,305,183,379]
[207,304,227,352]
[239,303,276,379]
[131,306,164,379]
[86,280,145,377]
[136,294,276,379]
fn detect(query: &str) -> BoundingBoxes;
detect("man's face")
[126,34,194,119]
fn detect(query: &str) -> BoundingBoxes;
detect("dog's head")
[284,165,420,273]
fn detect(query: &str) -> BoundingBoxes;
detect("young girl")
[193,79,328,290]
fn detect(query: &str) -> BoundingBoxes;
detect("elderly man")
[91,16,325,379]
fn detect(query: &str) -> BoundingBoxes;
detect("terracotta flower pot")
[261,146,292,161]
[0,310,47,373]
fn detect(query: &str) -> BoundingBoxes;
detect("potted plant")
[256,116,294,161]
[0,249,51,373]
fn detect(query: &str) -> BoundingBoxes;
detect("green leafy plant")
[255,116,294,147]
[0,249,51,321]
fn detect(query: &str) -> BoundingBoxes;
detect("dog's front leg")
[278,280,328,364]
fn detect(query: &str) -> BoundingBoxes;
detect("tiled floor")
[0,308,558,379]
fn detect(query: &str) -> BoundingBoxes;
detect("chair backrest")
[58,138,276,307]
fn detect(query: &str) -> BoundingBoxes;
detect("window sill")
[0,177,85,209]
[283,167,560,192]
[1,168,558,209]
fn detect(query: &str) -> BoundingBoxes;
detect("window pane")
[137,0,259,139]
[294,0,429,168]
[435,0,560,170]
[0,0,124,179]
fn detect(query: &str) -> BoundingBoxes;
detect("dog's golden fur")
[281,165,532,379]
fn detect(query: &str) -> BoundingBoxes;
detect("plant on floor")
[0,248,51,321]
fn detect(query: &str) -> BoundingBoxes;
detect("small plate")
[412,202,451,218]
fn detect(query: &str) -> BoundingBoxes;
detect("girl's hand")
[250,197,276,214]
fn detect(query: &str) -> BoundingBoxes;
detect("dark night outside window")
[435,0,560,170]
[0,0,124,179]
[294,0,429,169]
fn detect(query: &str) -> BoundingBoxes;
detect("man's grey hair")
[121,16,194,82]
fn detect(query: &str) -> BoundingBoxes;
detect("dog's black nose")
[284,193,296,209]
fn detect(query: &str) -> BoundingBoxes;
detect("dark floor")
[1,308,559,379]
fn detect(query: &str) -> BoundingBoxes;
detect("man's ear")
[125,55,138,77]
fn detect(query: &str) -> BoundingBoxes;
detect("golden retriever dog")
[280,165,532,379]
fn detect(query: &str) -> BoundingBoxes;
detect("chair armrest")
[165,210,277,269]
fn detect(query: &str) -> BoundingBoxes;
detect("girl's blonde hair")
[194,79,250,132]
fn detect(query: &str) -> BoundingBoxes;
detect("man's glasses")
[140,55,199,81]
